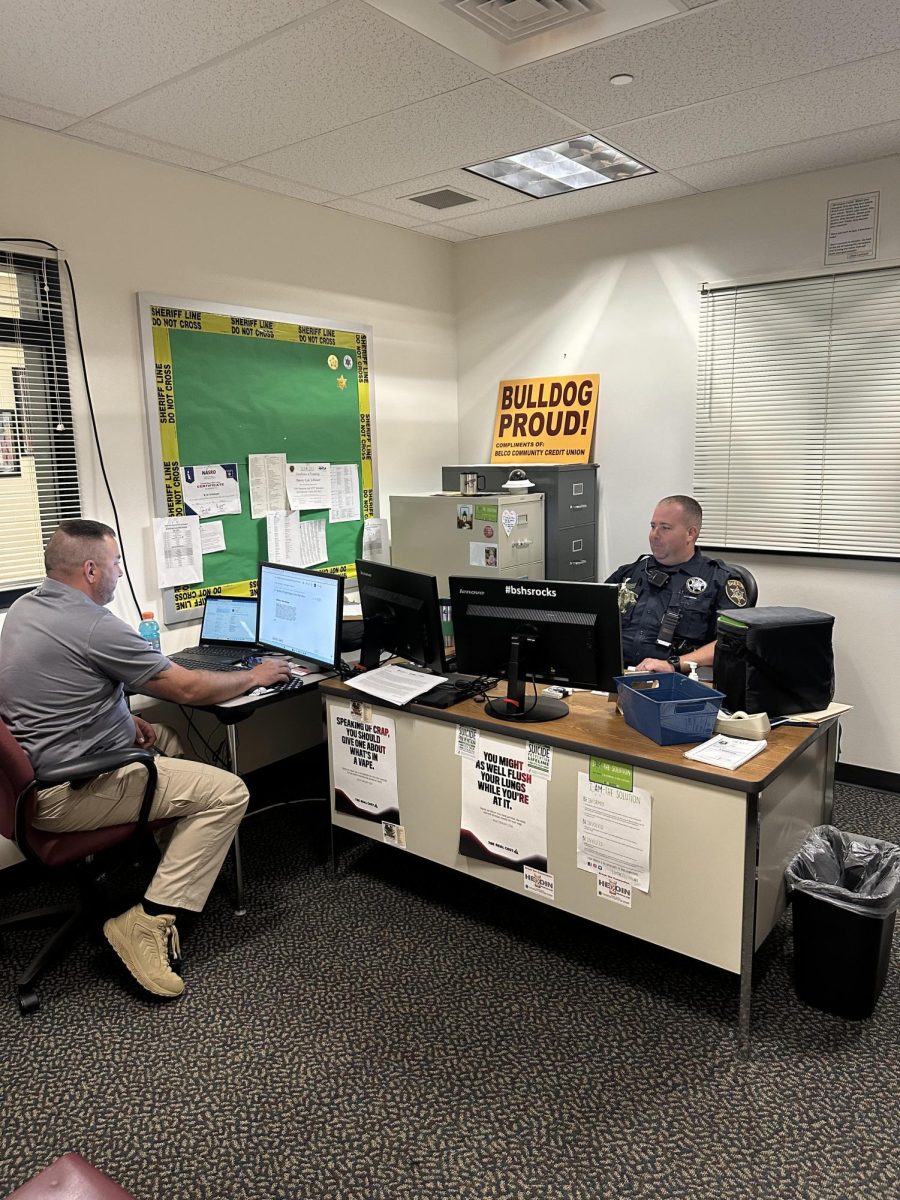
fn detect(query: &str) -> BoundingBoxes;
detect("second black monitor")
[355,560,448,673]
[450,576,623,712]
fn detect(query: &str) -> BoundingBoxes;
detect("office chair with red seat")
[0,717,169,1014]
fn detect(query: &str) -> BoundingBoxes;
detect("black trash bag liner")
[786,825,900,918]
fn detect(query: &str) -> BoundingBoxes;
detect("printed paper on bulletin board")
[490,374,599,463]
[140,297,374,623]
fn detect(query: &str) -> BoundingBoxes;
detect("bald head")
[45,520,122,605]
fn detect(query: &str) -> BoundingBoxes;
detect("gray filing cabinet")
[389,492,545,597]
[442,464,598,581]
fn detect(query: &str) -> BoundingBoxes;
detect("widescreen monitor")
[355,559,448,673]
[256,562,344,670]
[449,576,622,723]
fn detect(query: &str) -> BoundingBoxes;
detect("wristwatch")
[667,652,683,673]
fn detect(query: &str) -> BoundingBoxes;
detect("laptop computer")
[167,596,261,669]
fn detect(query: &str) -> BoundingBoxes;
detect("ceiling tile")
[319,168,530,221]
[412,223,477,242]
[502,0,900,130]
[599,51,900,169]
[214,165,339,203]
[92,0,486,162]
[66,121,229,171]
[672,121,900,192]
[325,197,426,228]
[438,171,696,236]
[244,79,584,194]
[0,0,335,117]
[0,94,79,131]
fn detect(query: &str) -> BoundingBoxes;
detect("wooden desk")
[321,679,838,1056]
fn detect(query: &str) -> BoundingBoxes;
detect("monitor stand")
[484,634,568,723]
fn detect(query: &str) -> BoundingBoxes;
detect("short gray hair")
[45,519,116,574]
[659,495,702,530]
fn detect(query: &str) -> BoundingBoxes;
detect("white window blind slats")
[695,264,900,559]
[0,249,81,595]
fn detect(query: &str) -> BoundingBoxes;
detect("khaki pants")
[34,725,249,912]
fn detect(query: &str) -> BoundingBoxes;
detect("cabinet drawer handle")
[569,559,587,567]
[569,503,588,511]
[512,539,532,549]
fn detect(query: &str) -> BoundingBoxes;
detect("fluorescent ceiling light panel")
[465,135,654,198]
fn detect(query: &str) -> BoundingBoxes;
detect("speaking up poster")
[330,703,400,825]
[459,734,548,872]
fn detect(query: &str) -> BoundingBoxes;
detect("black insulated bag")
[713,606,835,717]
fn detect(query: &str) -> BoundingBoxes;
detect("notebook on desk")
[168,596,260,669]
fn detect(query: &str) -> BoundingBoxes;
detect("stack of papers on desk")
[346,664,447,706]
[684,735,767,770]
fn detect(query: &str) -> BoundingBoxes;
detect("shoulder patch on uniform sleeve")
[725,578,748,607]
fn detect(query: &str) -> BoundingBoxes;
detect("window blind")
[694,265,900,560]
[0,248,80,602]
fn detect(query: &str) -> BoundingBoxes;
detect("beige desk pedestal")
[322,682,837,1056]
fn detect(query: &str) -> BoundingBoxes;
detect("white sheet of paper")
[249,453,287,519]
[576,774,652,893]
[347,665,447,706]
[297,517,328,566]
[286,462,332,511]
[199,520,226,555]
[266,511,328,568]
[266,510,300,565]
[362,517,390,563]
[153,516,203,588]
[181,463,241,518]
[330,463,360,523]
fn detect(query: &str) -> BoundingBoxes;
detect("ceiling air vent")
[440,0,604,42]
[407,189,479,210]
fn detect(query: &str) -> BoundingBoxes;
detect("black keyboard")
[415,674,500,709]
[169,655,244,672]
[259,676,310,694]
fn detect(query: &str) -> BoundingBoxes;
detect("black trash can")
[786,825,900,1020]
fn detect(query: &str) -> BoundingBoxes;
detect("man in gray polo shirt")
[0,519,292,1000]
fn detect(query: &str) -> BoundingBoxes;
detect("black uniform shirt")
[606,551,742,668]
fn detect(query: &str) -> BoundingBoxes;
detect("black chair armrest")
[36,748,156,788]
[30,749,159,837]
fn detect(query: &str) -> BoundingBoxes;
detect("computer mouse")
[240,655,263,668]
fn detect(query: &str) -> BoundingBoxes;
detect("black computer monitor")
[256,562,344,670]
[355,559,448,673]
[449,576,623,723]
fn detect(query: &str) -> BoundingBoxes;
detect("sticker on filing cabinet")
[470,542,498,568]
[527,741,553,780]
[482,524,495,539]
[597,870,632,907]
[501,509,517,537]
[524,865,555,901]
[455,725,479,759]
[382,821,407,849]
[475,503,498,522]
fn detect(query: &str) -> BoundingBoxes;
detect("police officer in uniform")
[606,495,749,673]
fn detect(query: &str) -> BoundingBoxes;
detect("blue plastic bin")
[615,673,725,746]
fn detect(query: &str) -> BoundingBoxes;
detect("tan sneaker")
[103,905,185,998]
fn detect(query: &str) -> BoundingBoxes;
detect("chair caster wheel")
[18,988,40,1014]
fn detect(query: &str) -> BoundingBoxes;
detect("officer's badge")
[725,578,748,607]
[617,577,638,614]
[685,576,707,595]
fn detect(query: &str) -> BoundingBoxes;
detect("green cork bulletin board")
[139,294,374,625]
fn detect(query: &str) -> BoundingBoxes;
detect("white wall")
[456,155,900,774]
[0,117,459,639]
[0,116,460,867]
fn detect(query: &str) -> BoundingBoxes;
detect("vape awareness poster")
[330,704,400,824]
[459,734,548,871]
